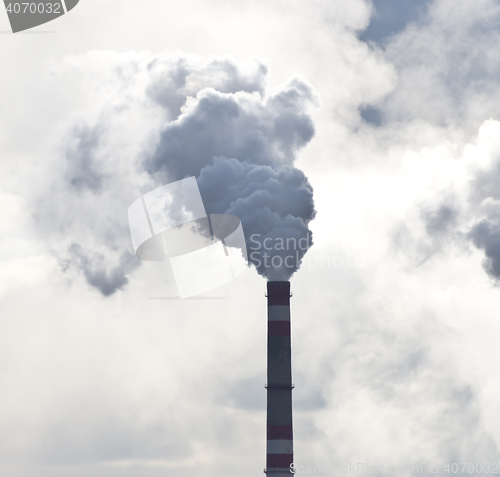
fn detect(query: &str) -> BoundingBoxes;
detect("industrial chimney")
[265,281,293,475]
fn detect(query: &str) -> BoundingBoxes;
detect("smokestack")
[265,281,293,475]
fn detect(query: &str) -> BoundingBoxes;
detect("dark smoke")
[67,244,140,296]
[467,152,500,282]
[423,205,458,237]
[197,158,315,280]
[145,76,319,280]
[38,53,318,294]
[469,219,500,281]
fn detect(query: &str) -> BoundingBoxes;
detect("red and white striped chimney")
[265,281,293,475]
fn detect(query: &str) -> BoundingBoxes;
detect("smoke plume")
[145,76,319,281]
[37,52,318,294]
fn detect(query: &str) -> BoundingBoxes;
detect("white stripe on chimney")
[266,439,293,454]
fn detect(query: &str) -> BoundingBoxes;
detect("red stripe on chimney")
[267,425,293,440]
[268,321,291,336]
[266,453,294,468]
[268,295,290,306]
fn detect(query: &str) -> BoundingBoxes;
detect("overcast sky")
[2,0,500,476]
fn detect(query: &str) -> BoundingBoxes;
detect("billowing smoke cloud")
[197,159,315,280]
[423,204,458,237]
[34,118,142,297]
[37,52,318,294]
[363,0,500,282]
[145,77,319,281]
[396,119,500,282]
[466,130,500,282]
[469,218,500,280]
[65,243,139,297]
